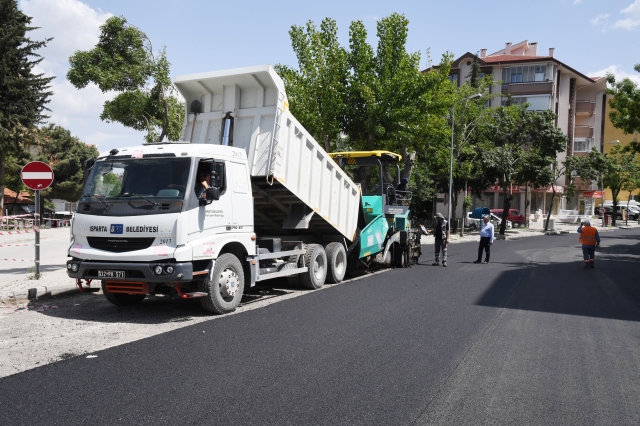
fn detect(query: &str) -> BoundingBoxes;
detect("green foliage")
[467,53,482,88]
[4,148,31,193]
[606,64,640,149]
[278,13,454,219]
[33,124,100,201]
[480,104,567,233]
[275,18,347,152]
[0,0,53,209]
[67,16,184,143]
[102,173,122,197]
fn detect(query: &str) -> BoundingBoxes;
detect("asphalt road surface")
[1,228,640,425]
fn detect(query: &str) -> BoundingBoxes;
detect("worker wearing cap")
[577,220,600,269]
[426,212,449,266]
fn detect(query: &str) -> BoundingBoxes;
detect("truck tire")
[300,244,327,289]
[199,253,245,314]
[325,242,347,284]
[101,281,146,306]
[394,246,408,268]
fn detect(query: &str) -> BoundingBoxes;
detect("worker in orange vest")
[577,220,600,269]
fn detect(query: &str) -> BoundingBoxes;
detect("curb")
[0,282,79,306]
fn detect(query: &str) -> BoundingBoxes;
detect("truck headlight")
[71,264,79,272]
[154,265,163,275]
[165,265,174,274]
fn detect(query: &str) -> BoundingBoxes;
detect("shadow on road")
[30,278,320,324]
[475,234,640,322]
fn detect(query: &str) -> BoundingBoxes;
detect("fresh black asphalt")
[2,228,640,425]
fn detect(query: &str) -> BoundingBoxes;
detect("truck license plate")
[98,270,125,278]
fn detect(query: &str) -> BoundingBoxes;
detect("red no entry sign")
[21,161,54,190]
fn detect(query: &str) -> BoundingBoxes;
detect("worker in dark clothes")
[426,212,449,267]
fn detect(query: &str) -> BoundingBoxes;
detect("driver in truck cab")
[195,167,210,198]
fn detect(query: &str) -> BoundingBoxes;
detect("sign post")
[21,161,54,275]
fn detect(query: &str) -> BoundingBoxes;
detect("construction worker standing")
[577,220,600,269]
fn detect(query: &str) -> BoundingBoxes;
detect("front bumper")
[66,260,193,282]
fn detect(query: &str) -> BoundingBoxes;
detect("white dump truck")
[68,65,421,314]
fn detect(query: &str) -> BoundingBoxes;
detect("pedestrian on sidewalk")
[426,213,449,267]
[577,220,600,268]
[474,214,494,264]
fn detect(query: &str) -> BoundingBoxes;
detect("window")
[502,64,547,84]
[82,158,192,200]
[501,95,551,111]
[449,74,459,86]
[573,138,593,152]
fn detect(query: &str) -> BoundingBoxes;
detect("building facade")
[435,40,607,221]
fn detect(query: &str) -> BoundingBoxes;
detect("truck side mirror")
[83,158,96,187]
[206,187,220,201]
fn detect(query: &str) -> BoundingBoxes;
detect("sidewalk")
[420,218,640,245]
[0,227,78,305]
[2,220,638,305]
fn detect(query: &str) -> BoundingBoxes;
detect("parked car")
[490,208,525,228]
[597,205,639,220]
[466,212,511,230]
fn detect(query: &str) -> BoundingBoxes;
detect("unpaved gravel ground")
[0,270,389,378]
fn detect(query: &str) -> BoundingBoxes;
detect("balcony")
[575,100,595,116]
[501,81,553,96]
[574,126,594,138]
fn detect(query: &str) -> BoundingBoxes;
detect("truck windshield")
[82,158,192,201]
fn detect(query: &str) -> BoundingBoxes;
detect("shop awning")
[582,190,603,198]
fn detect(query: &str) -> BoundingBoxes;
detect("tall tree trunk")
[612,189,620,227]
[500,185,511,235]
[0,150,5,216]
[460,179,468,237]
[157,96,169,142]
[324,135,330,153]
[524,183,530,228]
[544,188,556,232]
[627,193,632,226]
[401,147,416,181]
[451,190,458,233]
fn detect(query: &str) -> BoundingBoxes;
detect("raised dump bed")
[174,65,360,241]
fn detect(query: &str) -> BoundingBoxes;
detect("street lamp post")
[448,93,482,232]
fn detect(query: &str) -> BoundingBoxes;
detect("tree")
[68,16,183,143]
[0,0,53,214]
[606,64,640,152]
[445,80,495,234]
[278,13,453,185]
[621,153,640,225]
[275,18,348,152]
[33,124,99,201]
[481,105,566,234]
[467,52,482,89]
[600,145,637,226]
[344,14,453,181]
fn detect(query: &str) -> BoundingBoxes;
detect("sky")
[18,0,640,153]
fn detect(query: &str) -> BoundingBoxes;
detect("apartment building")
[436,40,607,220]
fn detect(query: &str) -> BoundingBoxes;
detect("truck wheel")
[325,242,347,284]
[199,253,245,314]
[469,223,477,231]
[300,244,327,289]
[101,281,146,306]
[394,246,408,267]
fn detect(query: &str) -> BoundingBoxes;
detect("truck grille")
[86,237,155,253]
